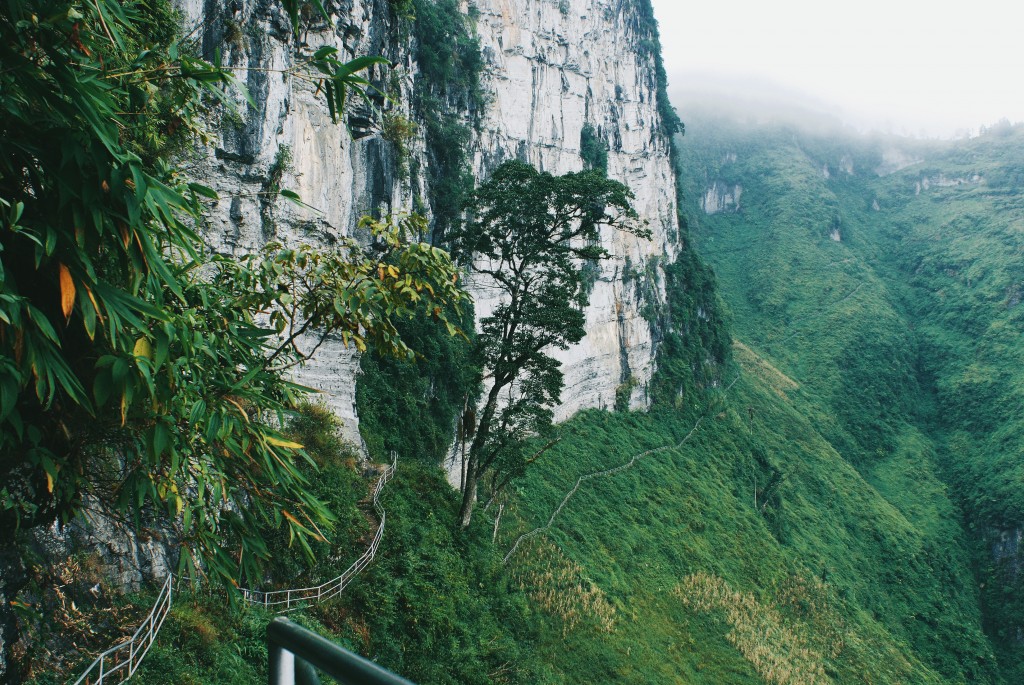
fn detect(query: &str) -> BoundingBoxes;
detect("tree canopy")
[0,0,465,597]
[450,160,650,527]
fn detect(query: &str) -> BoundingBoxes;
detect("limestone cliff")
[176,0,680,444]
[470,0,679,418]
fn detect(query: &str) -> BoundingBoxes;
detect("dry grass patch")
[511,538,615,636]
[675,572,833,685]
[733,341,799,401]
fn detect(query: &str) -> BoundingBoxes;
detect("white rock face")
[173,0,679,444]
[914,173,982,196]
[469,0,679,419]
[701,180,742,214]
[876,147,922,176]
[174,0,417,447]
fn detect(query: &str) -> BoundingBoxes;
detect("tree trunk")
[458,456,479,528]
[492,502,505,542]
[457,379,503,529]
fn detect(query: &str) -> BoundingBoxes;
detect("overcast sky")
[649,0,1024,138]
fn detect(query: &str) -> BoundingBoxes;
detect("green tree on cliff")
[450,161,649,528]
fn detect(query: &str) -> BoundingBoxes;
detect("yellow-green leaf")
[266,436,304,449]
[133,337,153,359]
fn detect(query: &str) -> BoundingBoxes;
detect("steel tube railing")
[267,617,415,685]
[71,574,173,684]
[70,452,397,683]
[239,452,396,613]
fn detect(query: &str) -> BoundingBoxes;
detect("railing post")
[268,640,295,685]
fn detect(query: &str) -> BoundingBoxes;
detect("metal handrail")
[267,617,415,685]
[68,452,398,683]
[240,452,397,612]
[71,574,173,685]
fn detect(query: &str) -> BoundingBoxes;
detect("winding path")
[503,377,739,564]
[71,452,397,684]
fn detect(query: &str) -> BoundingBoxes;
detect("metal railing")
[68,452,398,683]
[267,617,415,685]
[71,574,173,685]
[240,452,396,612]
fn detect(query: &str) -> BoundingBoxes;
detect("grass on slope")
[838,127,1024,681]
[668,118,1003,682]
[499,350,997,683]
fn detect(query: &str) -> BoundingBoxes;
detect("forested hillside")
[111,119,1019,682]
[8,0,1022,682]
[676,108,1024,682]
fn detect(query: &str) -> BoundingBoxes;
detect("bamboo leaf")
[266,435,304,450]
[59,264,75,320]
[133,337,153,360]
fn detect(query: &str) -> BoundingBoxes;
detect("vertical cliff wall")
[176,0,419,446]
[177,0,680,443]
[469,0,679,418]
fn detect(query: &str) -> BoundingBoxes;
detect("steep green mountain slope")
[675,110,1024,681]
[501,363,997,683]
[109,128,1016,685]
[120,339,1000,684]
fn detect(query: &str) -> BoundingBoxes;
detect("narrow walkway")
[239,453,396,612]
[503,377,739,564]
[71,453,397,684]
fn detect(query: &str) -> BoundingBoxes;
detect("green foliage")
[388,0,416,20]
[327,460,550,684]
[129,593,273,685]
[580,124,609,175]
[450,161,649,527]
[127,459,553,685]
[851,128,1024,680]
[357,303,480,464]
[673,109,1024,682]
[358,0,485,478]
[410,0,484,242]
[632,0,683,138]
[410,0,483,111]
[501,370,998,684]
[255,402,367,584]
[675,118,920,465]
[0,0,466,608]
[381,112,419,179]
[650,248,731,406]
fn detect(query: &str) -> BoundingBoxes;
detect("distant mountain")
[676,107,1024,682]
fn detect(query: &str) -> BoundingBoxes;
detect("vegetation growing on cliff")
[356,0,487,471]
[634,0,683,138]
[10,2,1020,684]
[675,108,1024,681]
[409,0,484,243]
[0,1,467,678]
[449,161,648,528]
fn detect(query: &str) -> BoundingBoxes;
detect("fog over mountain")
[669,73,851,136]
[651,0,1024,138]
